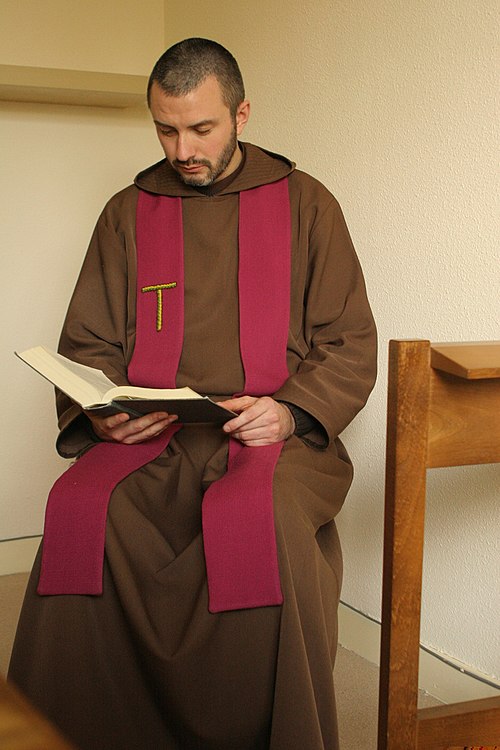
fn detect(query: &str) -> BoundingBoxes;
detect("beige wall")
[164,1,500,681]
[0,0,165,535]
[1,0,163,74]
[1,0,498,686]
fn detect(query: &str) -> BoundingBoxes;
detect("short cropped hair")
[148,38,245,117]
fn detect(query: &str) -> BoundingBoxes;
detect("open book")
[15,346,236,424]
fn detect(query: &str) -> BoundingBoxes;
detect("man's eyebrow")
[153,118,217,129]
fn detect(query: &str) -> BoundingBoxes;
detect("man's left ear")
[235,100,250,135]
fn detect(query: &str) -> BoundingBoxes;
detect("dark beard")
[175,125,237,187]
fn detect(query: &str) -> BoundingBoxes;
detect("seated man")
[9,38,377,750]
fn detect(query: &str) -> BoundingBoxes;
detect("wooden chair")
[377,339,500,750]
[0,674,76,749]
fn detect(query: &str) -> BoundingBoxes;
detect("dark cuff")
[278,401,319,437]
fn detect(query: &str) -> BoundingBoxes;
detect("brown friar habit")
[9,143,377,750]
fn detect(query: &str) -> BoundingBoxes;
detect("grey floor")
[1,572,440,749]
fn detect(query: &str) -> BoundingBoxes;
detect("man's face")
[149,76,250,186]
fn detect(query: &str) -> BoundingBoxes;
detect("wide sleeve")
[55,188,137,457]
[274,179,377,446]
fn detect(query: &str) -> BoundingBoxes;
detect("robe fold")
[9,142,377,750]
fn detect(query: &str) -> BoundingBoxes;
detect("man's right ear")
[235,100,251,135]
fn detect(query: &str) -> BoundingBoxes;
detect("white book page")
[16,346,117,407]
[111,385,200,400]
[16,347,204,407]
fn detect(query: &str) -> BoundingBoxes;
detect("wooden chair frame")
[377,339,500,750]
[0,674,76,749]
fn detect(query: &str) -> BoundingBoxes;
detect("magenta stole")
[38,178,291,613]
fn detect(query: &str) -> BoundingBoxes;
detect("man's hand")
[220,396,295,446]
[84,410,178,445]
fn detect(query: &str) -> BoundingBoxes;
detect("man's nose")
[176,133,195,163]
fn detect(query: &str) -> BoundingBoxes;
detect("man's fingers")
[84,410,130,438]
[223,398,294,444]
[219,395,257,413]
[223,398,269,433]
[87,410,176,443]
[121,416,176,444]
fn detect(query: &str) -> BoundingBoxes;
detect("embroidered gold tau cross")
[141,282,177,331]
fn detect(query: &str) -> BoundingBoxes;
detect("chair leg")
[378,340,431,750]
